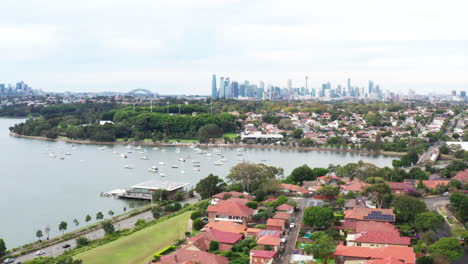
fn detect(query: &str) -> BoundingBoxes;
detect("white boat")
[49,153,56,158]
[148,166,158,172]
[59,157,65,160]
[134,146,142,150]
[113,151,118,154]
[159,161,165,165]
[159,173,166,177]
[179,158,186,162]
[206,153,212,157]
[161,149,166,152]
[192,160,200,164]
[120,153,128,158]
[97,146,105,150]
[153,147,159,150]
[193,167,200,171]
[237,153,243,156]
[65,153,72,156]
[140,156,149,160]
[193,164,201,167]
[237,148,244,152]
[220,158,228,162]
[127,150,133,153]
[175,148,181,153]
[180,170,186,174]
[172,165,179,168]
[124,164,134,169]
[214,161,224,166]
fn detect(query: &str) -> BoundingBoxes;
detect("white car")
[290,223,295,228]
[35,250,45,256]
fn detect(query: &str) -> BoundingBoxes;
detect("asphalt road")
[14,211,154,262]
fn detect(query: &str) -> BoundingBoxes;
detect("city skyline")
[0,0,467,94]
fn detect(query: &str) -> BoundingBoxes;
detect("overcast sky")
[0,0,467,94]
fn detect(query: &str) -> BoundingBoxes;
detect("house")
[186,229,243,252]
[279,183,309,196]
[273,212,291,221]
[211,191,254,205]
[334,245,415,264]
[344,208,395,222]
[275,203,294,213]
[344,198,369,210]
[387,182,413,194]
[266,218,286,231]
[202,221,247,234]
[257,235,281,252]
[257,230,281,238]
[346,231,411,248]
[341,182,370,194]
[157,249,229,264]
[250,250,277,264]
[452,169,468,183]
[207,199,256,225]
[403,179,450,190]
[245,228,262,237]
[318,175,342,185]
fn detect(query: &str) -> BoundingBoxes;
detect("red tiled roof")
[273,212,291,220]
[203,221,247,234]
[159,249,229,264]
[257,235,281,246]
[280,183,309,194]
[341,182,370,192]
[212,191,254,200]
[266,218,286,228]
[344,208,395,222]
[334,246,415,264]
[355,221,399,233]
[387,182,412,191]
[366,257,405,264]
[354,231,410,245]
[318,175,341,181]
[207,199,255,217]
[276,203,294,212]
[453,169,468,183]
[251,250,277,258]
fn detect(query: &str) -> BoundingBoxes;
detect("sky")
[0,0,467,95]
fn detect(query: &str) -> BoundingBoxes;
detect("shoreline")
[10,133,404,157]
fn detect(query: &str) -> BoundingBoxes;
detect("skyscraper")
[218,77,225,98]
[211,74,217,99]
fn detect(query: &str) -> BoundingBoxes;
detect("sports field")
[76,211,191,264]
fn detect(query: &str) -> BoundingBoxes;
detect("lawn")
[223,133,238,139]
[76,211,191,264]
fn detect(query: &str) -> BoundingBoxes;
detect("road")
[14,210,154,262]
[276,198,308,264]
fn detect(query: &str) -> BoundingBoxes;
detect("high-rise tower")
[211,74,217,99]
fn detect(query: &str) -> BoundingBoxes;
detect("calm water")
[0,118,396,248]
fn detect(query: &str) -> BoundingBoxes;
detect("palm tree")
[36,230,43,241]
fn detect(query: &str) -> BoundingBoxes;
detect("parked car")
[35,250,45,256]
[290,223,295,228]
[443,192,450,196]
[62,244,71,249]
[3,258,15,264]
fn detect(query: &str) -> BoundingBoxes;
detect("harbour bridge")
[126,88,156,97]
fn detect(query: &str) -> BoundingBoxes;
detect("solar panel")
[364,211,394,221]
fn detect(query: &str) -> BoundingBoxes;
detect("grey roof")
[132,180,189,191]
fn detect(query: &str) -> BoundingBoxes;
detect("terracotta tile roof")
[212,191,254,200]
[203,221,247,234]
[303,180,322,187]
[188,229,243,246]
[280,183,309,194]
[273,212,291,220]
[355,221,399,233]
[257,235,281,246]
[341,182,370,192]
[354,231,411,245]
[207,199,255,217]
[453,169,468,183]
[318,175,341,181]
[366,256,405,264]
[387,182,412,191]
[246,228,261,236]
[267,218,286,228]
[334,245,415,264]
[251,250,277,258]
[276,203,294,212]
[403,179,450,189]
[344,198,368,209]
[159,249,229,264]
[344,208,395,222]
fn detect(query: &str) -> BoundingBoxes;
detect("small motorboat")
[179,158,186,162]
[159,173,166,177]
[193,167,200,171]
[140,156,149,160]
[120,153,128,158]
[206,153,212,157]
[220,158,228,162]
[65,153,72,156]
[180,170,186,174]
[49,153,56,158]
[124,164,134,169]
[148,166,158,172]
[171,165,179,168]
[214,161,224,166]
[159,161,165,165]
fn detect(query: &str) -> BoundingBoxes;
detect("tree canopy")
[303,206,335,230]
[195,174,226,199]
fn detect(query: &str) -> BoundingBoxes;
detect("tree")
[226,162,282,193]
[365,177,385,184]
[286,164,318,184]
[420,230,437,245]
[73,219,79,226]
[428,237,464,261]
[96,212,104,220]
[304,233,336,264]
[195,174,226,199]
[59,221,68,234]
[315,186,340,201]
[108,210,115,217]
[303,206,334,230]
[198,124,223,142]
[101,220,115,235]
[56,257,83,264]
[152,189,169,201]
[416,256,434,264]
[278,118,295,130]
[364,183,392,208]
[190,211,202,220]
[36,230,43,241]
[192,219,205,231]
[174,192,184,201]
[0,238,6,257]
[76,236,89,247]
[85,214,92,223]
[392,195,427,224]
[151,205,164,219]
[414,211,444,232]
[209,240,220,251]
[292,128,303,138]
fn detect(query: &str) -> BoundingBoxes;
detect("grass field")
[76,211,191,264]
[223,133,238,139]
